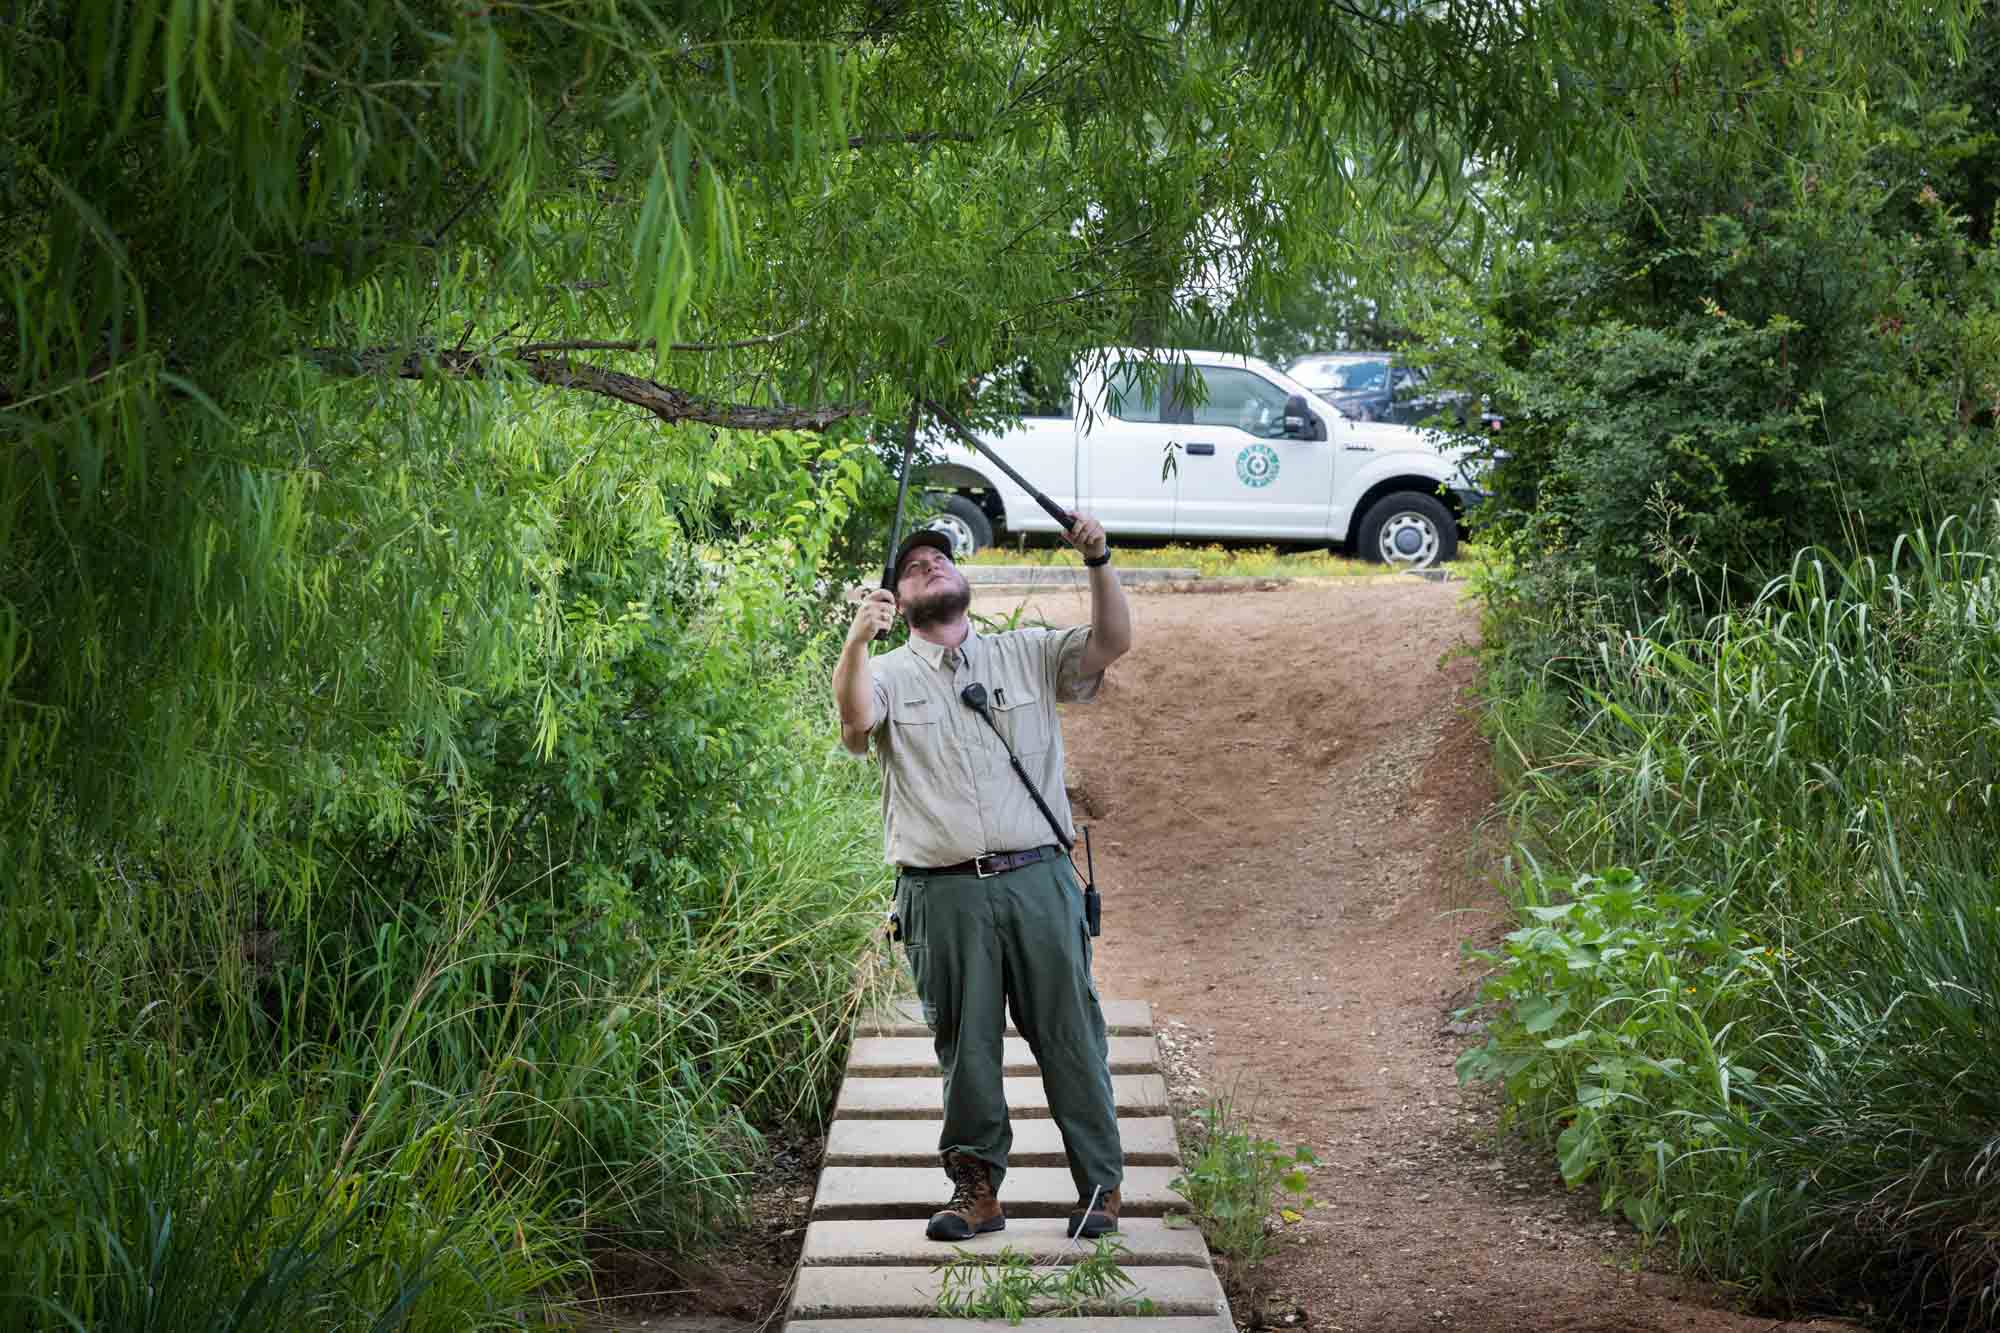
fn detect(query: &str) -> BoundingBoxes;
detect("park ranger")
[834,517,1132,1241]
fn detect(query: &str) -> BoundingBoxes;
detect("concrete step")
[784,1312,1232,1320]
[801,1216,1209,1268]
[824,1116,1180,1168]
[791,1263,1227,1320]
[835,1073,1168,1120]
[811,1165,1183,1221]
[848,1035,1160,1077]
[782,986,1223,1332]
[859,996,1153,1038]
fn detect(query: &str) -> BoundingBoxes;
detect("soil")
[1040,576,1855,1333]
[583,575,1862,1333]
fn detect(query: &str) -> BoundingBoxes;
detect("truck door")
[1171,365,1337,541]
[1076,363,1180,538]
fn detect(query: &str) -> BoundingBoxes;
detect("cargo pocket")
[895,875,937,1031]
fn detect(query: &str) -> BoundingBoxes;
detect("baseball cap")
[891,528,956,581]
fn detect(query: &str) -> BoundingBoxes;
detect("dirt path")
[1005,577,1852,1333]
[595,576,1861,1332]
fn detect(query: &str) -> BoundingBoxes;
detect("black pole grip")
[875,400,922,640]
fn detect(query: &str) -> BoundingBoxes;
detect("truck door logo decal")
[1236,444,1279,488]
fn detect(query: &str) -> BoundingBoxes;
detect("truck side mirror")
[1283,394,1323,441]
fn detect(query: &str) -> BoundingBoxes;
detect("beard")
[902,575,972,629]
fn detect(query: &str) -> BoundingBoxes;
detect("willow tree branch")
[514,319,808,356]
[308,345,866,431]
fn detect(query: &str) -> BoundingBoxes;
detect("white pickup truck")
[919,349,1485,568]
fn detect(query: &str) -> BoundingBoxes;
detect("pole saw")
[921,397,1079,533]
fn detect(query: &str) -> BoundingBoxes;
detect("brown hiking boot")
[926,1152,1005,1241]
[1067,1185,1121,1239]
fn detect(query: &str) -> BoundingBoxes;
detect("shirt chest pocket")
[988,682,1049,757]
[890,698,941,743]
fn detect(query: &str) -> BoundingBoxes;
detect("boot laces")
[946,1156,986,1209]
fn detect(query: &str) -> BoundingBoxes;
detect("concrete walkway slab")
[801,1216,1210,1267]
[812,1165,1184,1220]
[835,1073,1168,1119]
[859,996,1153,1037]
[824,1116,1180,1168]
[792,1263,1227,1319]
[785,996,1224,1330]
[848,1034,1159,1076]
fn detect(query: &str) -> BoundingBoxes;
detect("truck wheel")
[926,494,993,558]
[1358,492,1457,569]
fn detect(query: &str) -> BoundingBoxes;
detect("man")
[834,514,1132,1242]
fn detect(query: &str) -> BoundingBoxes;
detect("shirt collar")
[907,623,977,670]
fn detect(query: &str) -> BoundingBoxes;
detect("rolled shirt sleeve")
[1047,623,1105,704]
[869,676,890,742]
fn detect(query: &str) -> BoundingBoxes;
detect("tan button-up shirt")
[865,624,1102,867]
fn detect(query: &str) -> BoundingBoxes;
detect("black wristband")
[1082,549,1112,568]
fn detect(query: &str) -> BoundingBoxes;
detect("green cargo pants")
[895,850,1123,1198]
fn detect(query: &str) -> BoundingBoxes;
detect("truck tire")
[926,494,993,558]
[1358,491,1457,569]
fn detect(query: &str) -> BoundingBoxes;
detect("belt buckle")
[974,853,1002,878]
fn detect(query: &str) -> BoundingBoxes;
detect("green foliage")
[285,658,893,1246]
[933,1237,1157,1323]
[0,0,1673,860]
[1468,513,2000,1322]
[0,1030,573,1332]
[0,0,1863,1322]
[0,449,895,1318]
[1456,868,1773,1235]
[1168,1099,1317,1274]
[1432,0,2000,608]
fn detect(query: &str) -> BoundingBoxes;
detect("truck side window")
[1018,365,1074,419]
[1104,367,1164,423]
[1191,368,1293,439]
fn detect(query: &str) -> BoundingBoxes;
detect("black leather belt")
[904,846,1058,879]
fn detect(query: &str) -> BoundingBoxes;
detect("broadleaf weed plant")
[1168,1096,1318,1275]
[1455,866,1774,1235]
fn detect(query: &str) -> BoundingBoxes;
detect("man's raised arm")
[834,587,896,754]
[1065,515,1130,675]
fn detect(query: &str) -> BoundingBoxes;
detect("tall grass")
[0,840,577,1331]
[1466,513,2000,1325]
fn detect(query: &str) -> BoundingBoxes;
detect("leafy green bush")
[1457,869,1775,1234]
[0,418,897,1315]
